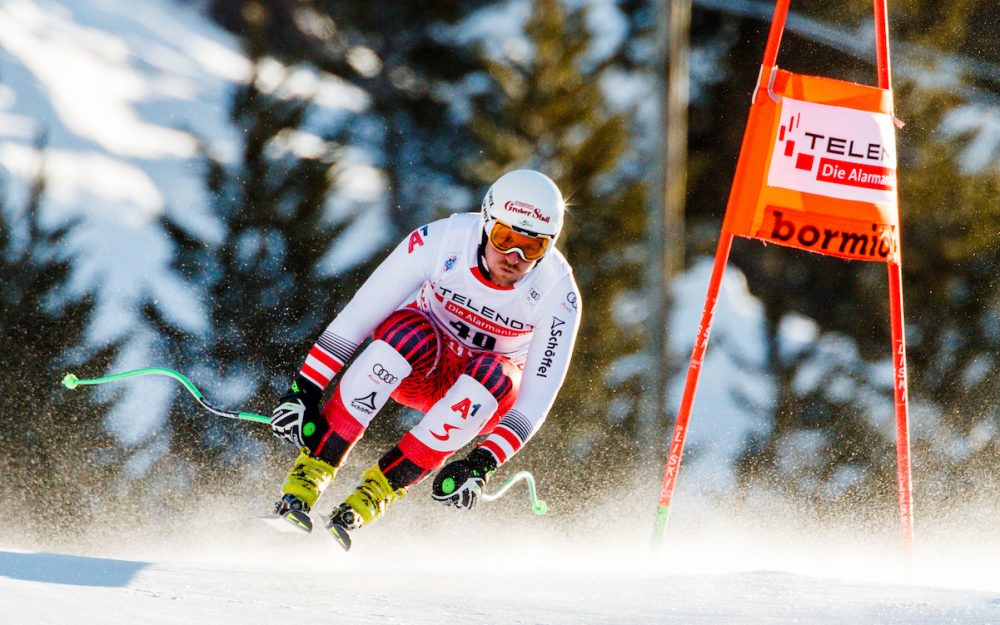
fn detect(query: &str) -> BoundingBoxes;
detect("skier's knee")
[373,309,439,370]
[463,352,515,403]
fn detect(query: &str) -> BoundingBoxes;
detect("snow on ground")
[3,501,1000,625]
[3,478,1000,625]
[7,554,997,625]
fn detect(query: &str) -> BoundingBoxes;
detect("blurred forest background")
[2,0,999,546]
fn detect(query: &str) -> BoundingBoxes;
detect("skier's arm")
[294,222,442,391]
[477,275,582,466]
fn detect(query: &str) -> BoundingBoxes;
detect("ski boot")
[273,448,337,533]
[326,464,406,551]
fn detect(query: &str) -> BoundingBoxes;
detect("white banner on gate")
[766,97,898,205]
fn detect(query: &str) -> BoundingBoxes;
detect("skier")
[268,169,582,550]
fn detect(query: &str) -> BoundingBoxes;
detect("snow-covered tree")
[0,152,123,541]
[144,57,368,487]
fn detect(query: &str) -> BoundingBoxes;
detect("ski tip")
[62,373,80,389]
[259,511,313,534]
[326,522,352,551]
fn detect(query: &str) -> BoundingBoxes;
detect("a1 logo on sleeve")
[408,225,430,253]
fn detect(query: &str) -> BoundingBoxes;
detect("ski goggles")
[487,219,552,261]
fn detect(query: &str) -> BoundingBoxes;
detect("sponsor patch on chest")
[434,286,533,336]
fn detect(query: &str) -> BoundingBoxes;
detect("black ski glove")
[270,375,323,448]
[431,447,499,511]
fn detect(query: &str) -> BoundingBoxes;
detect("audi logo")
[372,364,399,384]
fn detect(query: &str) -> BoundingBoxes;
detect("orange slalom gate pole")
[874,0,915,556]
[652,233,734,547]
[761,0,790,67]
[874,0,892,89]
[651,0,791,551]
[888,263,913,554]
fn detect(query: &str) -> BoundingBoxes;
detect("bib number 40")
[449,320,497,350]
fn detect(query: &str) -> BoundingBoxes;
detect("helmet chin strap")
[477,234,494,281]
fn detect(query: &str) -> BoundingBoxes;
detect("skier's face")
[484,240,537,286]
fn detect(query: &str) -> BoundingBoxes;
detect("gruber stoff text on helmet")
[481,170,565,261]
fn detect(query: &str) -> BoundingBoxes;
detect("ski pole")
[483,471,548,515]
[63,368,547,514]
[61,368,269,424]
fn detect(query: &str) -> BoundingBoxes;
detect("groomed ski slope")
[5,552,997,625]
[3,503,999,625]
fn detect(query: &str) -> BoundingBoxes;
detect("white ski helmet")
[481,170,565,245]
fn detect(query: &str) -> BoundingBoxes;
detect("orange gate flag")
[722,66,901,263]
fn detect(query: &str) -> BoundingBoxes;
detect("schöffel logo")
[536,316,566,378]
[768,97,897,204]
[351,392,377,414]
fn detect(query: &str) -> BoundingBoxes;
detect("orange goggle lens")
[488,220,551,261]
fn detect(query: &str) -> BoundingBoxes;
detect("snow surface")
[4,503,1000,625]
[5,556,996,625]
